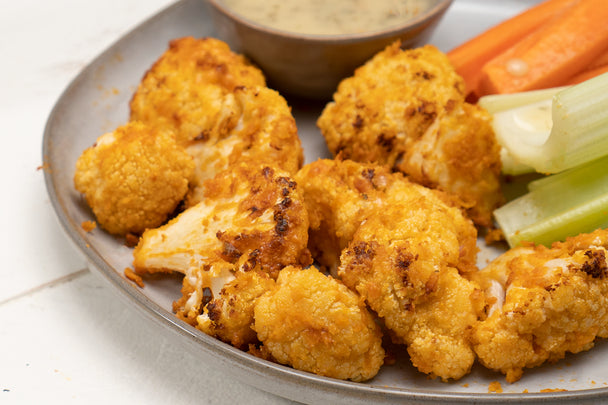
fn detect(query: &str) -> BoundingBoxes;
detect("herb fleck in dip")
[222,0,432,36]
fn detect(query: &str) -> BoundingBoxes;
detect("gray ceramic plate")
[42,0,608,403]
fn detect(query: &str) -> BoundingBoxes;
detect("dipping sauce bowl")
[205,0,454,100]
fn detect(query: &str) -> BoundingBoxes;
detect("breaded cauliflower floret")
[74,121,194,235]
[128,36,303,208]
[184,86,304,207]
[472,229,608,383]
[295,159,478,276]
[317,42,504,227]
[253,266,385,382]
[338,203,485,381]
[295,158,481,380]
[197,270,276,349]
[130,36,266,145]
[132,164,311,324]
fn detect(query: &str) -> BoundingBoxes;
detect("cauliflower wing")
[253,266,385,382]
[317,42,504,227]
[472,229,608,383]
[184,86,304,207]
[130,36,266,145]
[132,164,312,324]
[73,121,194,235]
[338,202,484,381]
[295,158,482,380]
[294,158,478,276]
[129,36,303,208]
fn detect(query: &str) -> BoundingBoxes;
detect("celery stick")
[493,155,608,248]
[499,195,608,247]
[528,154,608,192]
[478,86,568,114]
[488,72,608,174]
[544,76,608,172]
[493,98,553,175]
[480,86,568,175]
[500,148,534,176]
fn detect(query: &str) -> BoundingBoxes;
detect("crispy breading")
[295,158,482,380]
[338,202,484,381]
[294,159,478,276]
[132,164,312,324]
[73,121,194,235]
[197,270,276,349]
[130,36,266,145]
[129,37,303,208]
[253,266,385,382]
[317,42,504,227]
[184,86,304,208]
[472,229,608,383]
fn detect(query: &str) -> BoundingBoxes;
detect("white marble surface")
[0,0,295,403]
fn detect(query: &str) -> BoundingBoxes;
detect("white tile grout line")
[0,268,90,306]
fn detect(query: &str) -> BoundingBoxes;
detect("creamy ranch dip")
[222,0,432,36]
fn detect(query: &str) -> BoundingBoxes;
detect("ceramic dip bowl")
[205,0,454,100]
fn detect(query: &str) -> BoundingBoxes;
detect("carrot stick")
[477,0,608,96]
[447,0,576,95]
[586,48,608,70]
[566,65,608,85]
[566,48,608,84]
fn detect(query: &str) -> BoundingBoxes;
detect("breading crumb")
[488,381,503,393]
[81,220,97,232]
[124,233,139,248]
[37,162,51,172]
[484,228,505,245]
[124,267,144,288]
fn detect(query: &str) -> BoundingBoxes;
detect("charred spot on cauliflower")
[197,270,276,349]
[183,86,304,208]
[132,164,312,325]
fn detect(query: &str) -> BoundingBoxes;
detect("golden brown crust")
[472,229,608,382]
[317,42,504,227]
[128,37,303,209]
[295,158,399,271]
[130,36,266,145]
[197,270,276,349]
[254,266,385,382]
[295,158,478,276]
[73,121,194,235]
[296,158,481,380]
[124,267,144,288]
[338,201,484,381]
[132,164,311,323]
[183,86,304,208]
